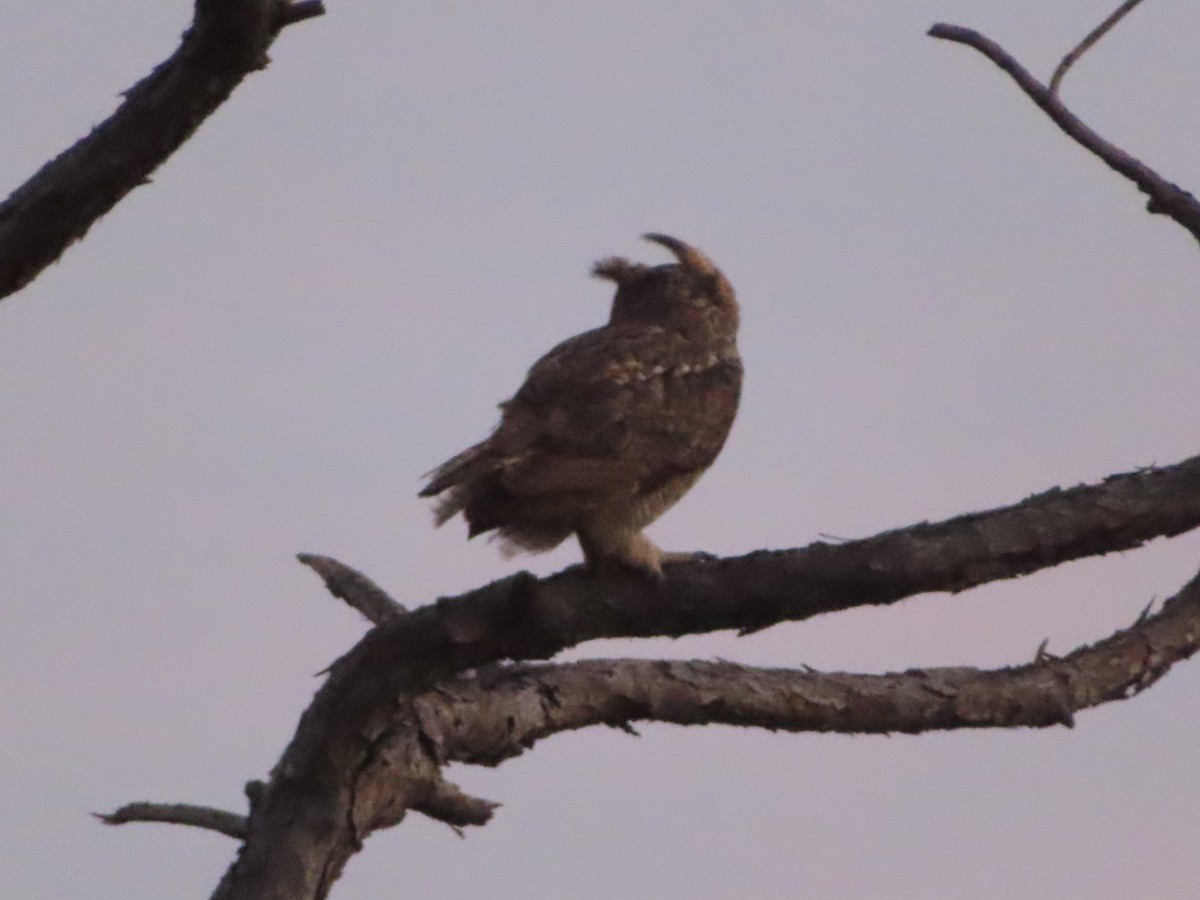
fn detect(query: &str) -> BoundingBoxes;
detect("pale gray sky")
[3,2,1200,898]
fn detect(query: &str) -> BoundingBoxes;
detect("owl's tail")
[419,441,508,530]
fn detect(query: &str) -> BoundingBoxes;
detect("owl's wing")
[491,323,742,499]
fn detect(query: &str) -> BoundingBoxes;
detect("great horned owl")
[420,234,742,576]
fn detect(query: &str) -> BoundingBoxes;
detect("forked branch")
[929,20,1200,243]
[420,568,1200,765]
[1049,0,1146,95]
[197,453,1200,899]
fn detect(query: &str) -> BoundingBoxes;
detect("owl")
[420,234,742,576]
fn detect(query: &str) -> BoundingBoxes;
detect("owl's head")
[592,234,739,340]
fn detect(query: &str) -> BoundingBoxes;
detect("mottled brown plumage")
[420,234,742,576]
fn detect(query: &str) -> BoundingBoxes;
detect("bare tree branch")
[419,566,1200,765]
[205,453,1200,899]
[340,719,498,836]
[928,21,1200,244]
[412,778,500,830]
[0,0,325,302]
[97,802,248,840]
[1050,0,1145,96]
[210,704,497,899]
[278,0,326,26]
[365,453,1200,664]
[298,553,407,623]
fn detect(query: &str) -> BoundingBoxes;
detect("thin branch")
[0,0,324,302]
[277,0,326,27]
[298,553,407,623]
[928,22,1200,244]
[421,565,1200,765]
[1050,0,1145,96]
[96,802,247,840]
[413,778,500,830]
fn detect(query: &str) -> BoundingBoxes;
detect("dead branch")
[97,802,248,840]
[0,0,325,302]
[929,21,1200,243]
[202,453,1200,899]
[1050,0,1146,96]
[298,553,407,623]
[413,779,500,831]
[341,719,498,836]
[420,565,1200,765]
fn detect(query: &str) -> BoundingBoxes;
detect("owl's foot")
[579,529,668,579]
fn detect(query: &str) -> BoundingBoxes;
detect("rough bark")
[197,453,1200,899]
[0,0,324,302]
[420,568,1200,765]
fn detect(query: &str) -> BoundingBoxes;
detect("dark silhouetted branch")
[1049,0,1145,96]
[420,566,1200,765]
[0,0,325,302]
[97,802,247,840]
[277,0,326,26]
[929,21,1200,244]
[207,454,1200,899]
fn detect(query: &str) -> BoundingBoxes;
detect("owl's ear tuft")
[592,256,646,284]
[642,233,736,311]
[642,233,717,277]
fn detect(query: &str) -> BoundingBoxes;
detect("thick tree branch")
[97,802,248,840]
[928,22,1200,244]
[419,567,1200,765]
[0,0,324,302]
[210,453,1200,899]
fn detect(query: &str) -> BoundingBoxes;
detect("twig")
[413,777,500,830]
[928,22,1200,244]
[277,1,327,28]
[1034,637,1052,663]
[96,802,247,840]
[298,553,407,622]
[1135,596,1156,624]
[1049,0,1145,96]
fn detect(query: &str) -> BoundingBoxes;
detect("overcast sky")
[3,2,1200,898]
